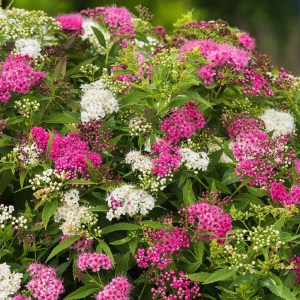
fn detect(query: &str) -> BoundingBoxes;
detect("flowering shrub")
[1,4,300,300]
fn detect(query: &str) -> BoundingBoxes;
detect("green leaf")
[247,186,268,197]
[187,272,210,282]
[19,169,30,188]
[183,179,195,206]
[92,27,106,48]
[101,223,141,235]
[46,236,80,262]
[193,241,205,264]
[42,199,59,229]
[65,180,97,185]
[54,56,67,80]
[64,284,99,300]
[110,236,133,246]
[116,251,130,275]
[129,237,139,255]
[141,220,166,229]
[97,240,114,264]
[203,268,238,284]
[88,205,108,212]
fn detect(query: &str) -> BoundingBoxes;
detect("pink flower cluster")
[11,295,31,300]
[0,55,45,102]
[222,112,264,139]
[55,13,83,31]
[179,202,232,242]
[26,263,64,300]
[180,40,250,85]
[61,235,93,252]
[77,252,113,272]
[31,127,102,179]
[161,102,206,144]
[238,32,256,51]
[150,270,201,300]
[269,182,300,206]
[135,227,190,270]
[290,255,300,284]
[238,67,274,96]
[151,140,181,177]
[227,113,300,205]
[81,6,134,39]
[232,129,295,188]
[96,276,132,300]
[101,6,134,38]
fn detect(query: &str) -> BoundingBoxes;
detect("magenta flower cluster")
[135,227,190,270]
[180,40,250,85]
[77,252,113,272]
[151,140,181,177]
[179,202,232,242]
[31,127,102,179]
[238,32,256,51]
[0,55,44,102]
[161,102,206,144]
[150,270,201,300]
[96,276,132,300]
[26,263,64,300]
[56,13,83,31]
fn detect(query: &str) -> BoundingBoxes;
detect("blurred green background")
[2,0,300,75]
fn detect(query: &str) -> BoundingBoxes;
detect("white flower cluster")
[259,109,295,137]
[106,185,156,220]
[13,142,42,167]
[15,38,41,59]
[136,36,161,50]
[125,150,152,174]
[29,168,65,192]
[54,189,97,235]
[80,79,119,122]
[81,19,110,54]
[179,148,209,173]
[0,204,28,230]
[0,263,23,299]
[129,117,152,136]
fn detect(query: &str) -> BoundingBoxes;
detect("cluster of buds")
[79,63,99,81]
[129,116,152,136]
[14,98,40,118]
[139,172,172,192]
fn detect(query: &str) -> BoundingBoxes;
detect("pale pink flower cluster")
[77,252,113,272]
[26,263,64,300]
[179,202,232,243]
[0,55,44,102]
[56,13,83,31]
[96,276,132,300]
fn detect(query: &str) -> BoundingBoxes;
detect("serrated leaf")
[116,251,130,275]
[203,268,238,284]
[46,236,80,262]
[110,236,133,246]
[129,237,139,255]
[42,199,58,229]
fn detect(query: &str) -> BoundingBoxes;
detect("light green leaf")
[203,268,238,284]
[64,284,99,300]
[42,199,58,229]
[101,223,141,235]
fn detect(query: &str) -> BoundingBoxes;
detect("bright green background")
[3,0,300,75]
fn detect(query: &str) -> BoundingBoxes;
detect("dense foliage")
[1,4,300,300]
